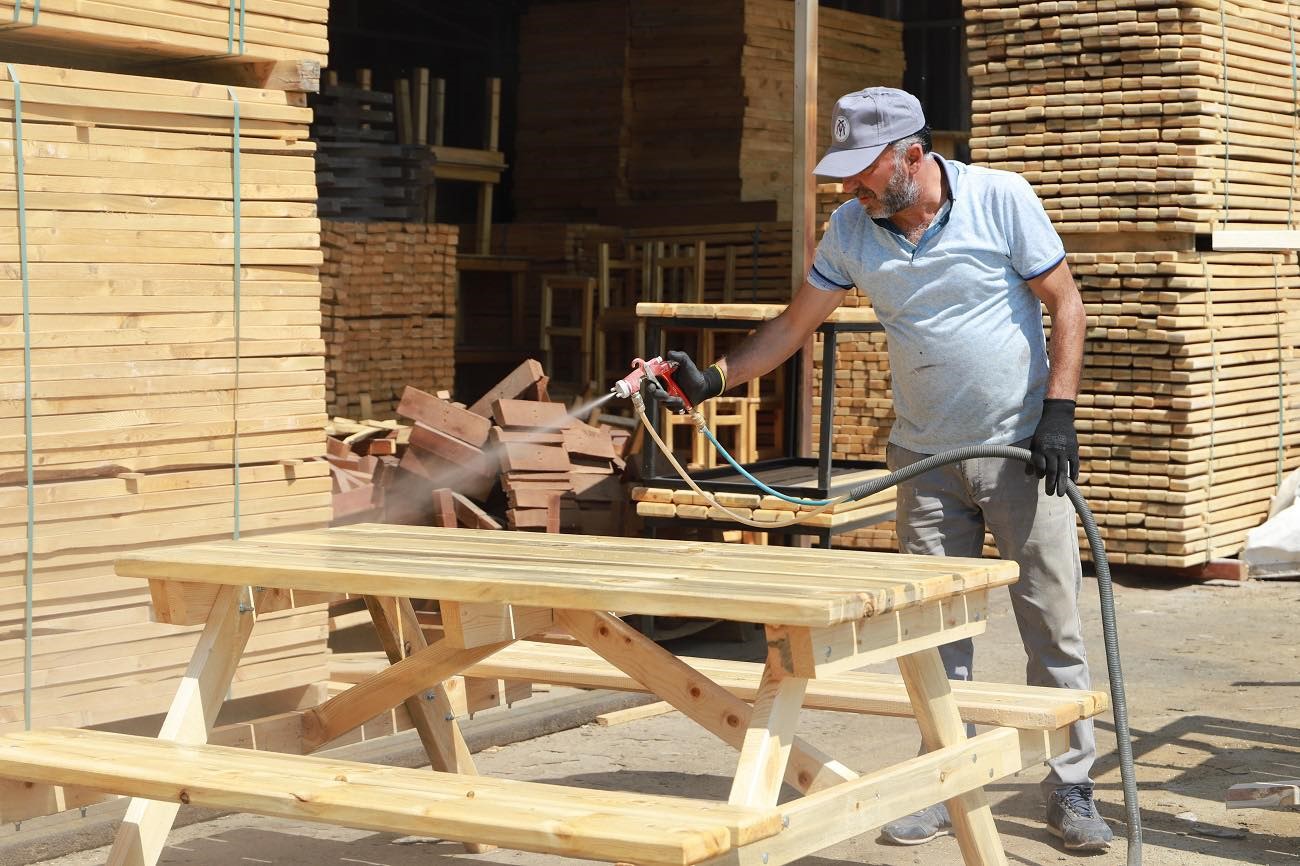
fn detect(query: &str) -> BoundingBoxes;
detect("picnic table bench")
[0,524,1107,866]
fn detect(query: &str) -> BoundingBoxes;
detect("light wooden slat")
[0,728,782,866]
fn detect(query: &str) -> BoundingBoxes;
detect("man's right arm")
[718,281,846,387]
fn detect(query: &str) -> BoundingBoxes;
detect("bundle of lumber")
[515,0,630,222]
[513,0,900,220]
[320,221,457,419]
[739,0,904,217]
[323,364,630,537]
[0,63,332,731]
[966,0,1300,234]
[1071,249,1300,567]
[0,0,327,89]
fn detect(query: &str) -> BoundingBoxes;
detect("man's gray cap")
[814,87,927,178]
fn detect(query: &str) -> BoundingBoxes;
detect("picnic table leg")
[557,609,855,794]
[728,659,808,808]
[898,647,1008,866]
[366,596,495,854]
[106,585,255,866]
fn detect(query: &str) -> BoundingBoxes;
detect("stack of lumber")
[965,0,1300,568]
[323,366,630,536]
[631,466,895,531]
[0,0,328,81]
[457,222,623,277]
[513,0,900,220]
[739,0,904,217]
[515,0,630,222]
[310,83,430,222]
[0,63,332,731]
[1070,250,1299,566]
[966,0,1300,234]
[320,221,457,419]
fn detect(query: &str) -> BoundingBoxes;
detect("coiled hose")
[636,395,1141,863]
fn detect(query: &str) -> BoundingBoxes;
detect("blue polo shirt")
[809,153,1066,453]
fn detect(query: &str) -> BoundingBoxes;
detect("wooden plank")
[0,728,781,866]
[467,359,547,418]
[397,387,490,448]
[492,398,570,430]
[106,585,255,866]
[114,525,1019,629]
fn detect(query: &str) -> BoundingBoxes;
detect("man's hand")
[642,349,724,413]
[1027,398,1079,496]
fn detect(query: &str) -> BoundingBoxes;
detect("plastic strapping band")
[11,0,38,24]
[227,0,245,55]
[1272,260,1286,489]
[1219,2,1231,226]
[229,87,242,540]
[1289,0,1298,229]
[8,64,34,730]
[1201,258,1218,564]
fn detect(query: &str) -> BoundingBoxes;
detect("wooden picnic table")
[0,524,1106,866]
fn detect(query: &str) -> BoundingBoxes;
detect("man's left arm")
[1027,257,1086,495]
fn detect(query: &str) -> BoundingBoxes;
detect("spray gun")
[611,357,694,413]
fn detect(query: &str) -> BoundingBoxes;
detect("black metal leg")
[818,326,837,492]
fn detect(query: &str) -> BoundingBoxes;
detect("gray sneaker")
[879,803,951,845]
[1046,785,1114,852]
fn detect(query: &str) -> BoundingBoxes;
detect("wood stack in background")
[0,62,332,732]
[320,222,457,419]
[738,0,904,215]
[964,0,1300,568]
[515,0,630,222]
[513,0,901,221]
[0,0,330,76]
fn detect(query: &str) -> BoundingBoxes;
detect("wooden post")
[793,0,817,460]
[477,77,502,255]
[415,67,430,146]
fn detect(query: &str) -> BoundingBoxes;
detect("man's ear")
[907,142,925,170]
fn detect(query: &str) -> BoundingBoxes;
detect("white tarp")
[1242,468,1300,578]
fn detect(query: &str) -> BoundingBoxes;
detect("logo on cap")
[832,115,850,143]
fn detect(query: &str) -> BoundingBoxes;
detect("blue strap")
[8,64,34,730]
[11,0,38,24]
[227,0,245,55]
[228,87,243,540]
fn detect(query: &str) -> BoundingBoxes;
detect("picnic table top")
[115,524,1016,628]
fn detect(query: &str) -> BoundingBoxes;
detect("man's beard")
[861,155,921,219]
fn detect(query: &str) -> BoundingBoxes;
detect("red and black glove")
[641,349,724,413]
[1027,398,1079,497]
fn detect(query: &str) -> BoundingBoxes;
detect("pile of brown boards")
[512,0,902,221]
[323,362,631,536]
[0,62,333,732]
[320,221,457,419]
[964,0,1300,568]
[0,0,327,89]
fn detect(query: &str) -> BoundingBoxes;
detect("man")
[646,87,1112,853]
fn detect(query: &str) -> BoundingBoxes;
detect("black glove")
[642,349,724,413]
[1027,398,1079,497]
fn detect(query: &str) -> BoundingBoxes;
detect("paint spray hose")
[633,395,1141,864]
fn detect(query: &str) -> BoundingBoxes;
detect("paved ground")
[13,573,1300,865]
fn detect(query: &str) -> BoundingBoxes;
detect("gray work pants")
[885,440,1095,793]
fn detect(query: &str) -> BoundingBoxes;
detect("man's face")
[842,146,921,219]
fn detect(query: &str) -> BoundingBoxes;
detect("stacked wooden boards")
[0,0,328,69]
[320,222,457,419]
[513,0,901,221]
[0,62,333,731]
[1069,250,1299,566]
[515,0,630,222]
[964,0,1300,567]
[967,0,1300,234]
[738,0,904,217]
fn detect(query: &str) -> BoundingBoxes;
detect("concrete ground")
[10,573,1300,866]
